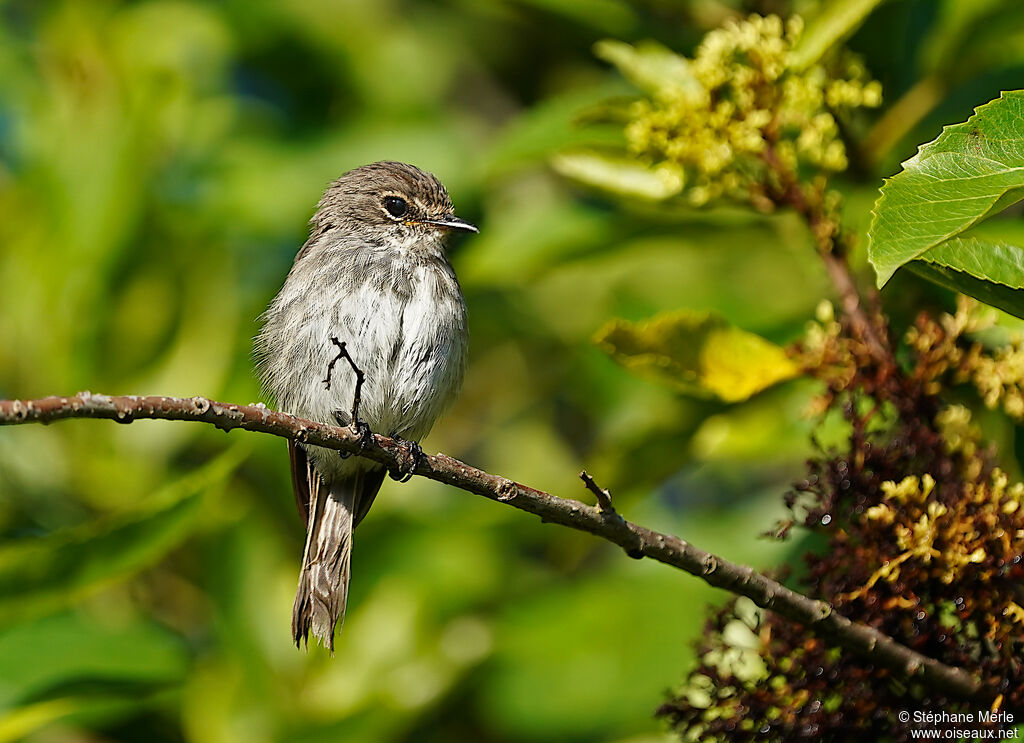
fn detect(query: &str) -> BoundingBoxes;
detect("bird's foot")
[389,437,424,482]
[334,410,373,459]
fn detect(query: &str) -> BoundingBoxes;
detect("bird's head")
[313,161,477,252]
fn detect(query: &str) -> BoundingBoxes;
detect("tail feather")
[292,476,356,652]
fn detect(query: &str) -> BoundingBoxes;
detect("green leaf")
[909,262,1024,321]
[0,444,247,625]
[868,90,1024,287]
[0,698,83,743]
[788,0,886,71]
[920,234,1024,289]
[595,310,799,402]
[921,0,1024,81]
[0,611,187,708]
[483,81,628,176]
[593,40,701,100]
[551,151,684,199]
[516,0,637,34]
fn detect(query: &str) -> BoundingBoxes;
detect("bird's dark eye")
[383,196,408,218]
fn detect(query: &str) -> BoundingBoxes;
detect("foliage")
[787,0,886,71]
[566,13,881,205]
[659,298,1024,740]
[2,1,1024,742]
[553,3,1024,741]
[0,445,247,626]
[0,3,804,741]
[869,91,1024,316]
[595,310,797,402]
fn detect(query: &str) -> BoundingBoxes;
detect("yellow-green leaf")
[595,310,799,402]
[593,39,700,99]
[552,151,684,199]
[789,0,886,71]
[0,698,83,743]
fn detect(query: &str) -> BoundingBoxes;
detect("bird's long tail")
[292,475,359,652]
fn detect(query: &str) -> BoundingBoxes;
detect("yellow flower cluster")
[935,404,984,480]
[858,467,1024,593]
[622,14,881,205]
[907,296,1024,421]
[794,299,873,411]
[960,342,1024,420]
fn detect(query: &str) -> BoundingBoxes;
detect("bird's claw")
[334,410,373,459]
[351,419,373,452]
[389,437,424,482]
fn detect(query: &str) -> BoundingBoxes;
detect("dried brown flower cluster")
[658,299,1024,741]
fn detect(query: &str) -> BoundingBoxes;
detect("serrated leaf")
[0,444,246,625]
[919,234,1024,289]
[595,310,798,402]
[552,151,684,199]
[868,90,1024,287]
[789,0,886,71]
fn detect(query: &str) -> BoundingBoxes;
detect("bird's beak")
[421,216,479,233]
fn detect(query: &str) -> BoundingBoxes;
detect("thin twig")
[759,146,893,370]
[580,470,643,559]
[323,340,344,390]
[579,470,615,513]
[0,392,989,704]
[324,337,365,429]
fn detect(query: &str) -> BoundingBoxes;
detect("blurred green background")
[0,1,1022,741]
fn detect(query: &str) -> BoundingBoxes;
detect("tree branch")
[760,146,894,371]
[579,469,616,514]
[0,392,988,702]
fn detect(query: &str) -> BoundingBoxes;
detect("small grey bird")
[255,161,474,651]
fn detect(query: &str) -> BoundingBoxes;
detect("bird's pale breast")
[256,239,467,482]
